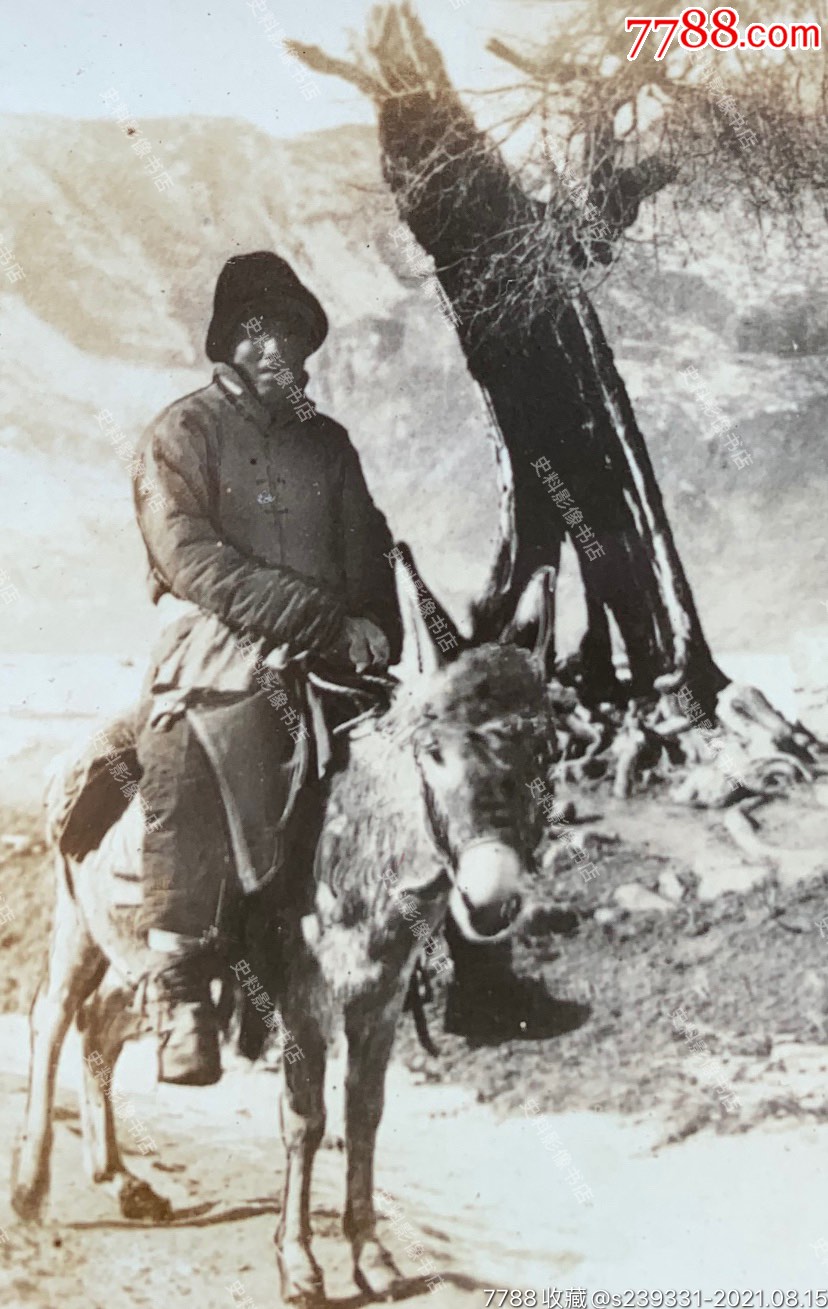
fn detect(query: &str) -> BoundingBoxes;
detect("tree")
[290,2,824,803]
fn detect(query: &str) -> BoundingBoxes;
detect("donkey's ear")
[388,542,463,679]
[499,565,557,673]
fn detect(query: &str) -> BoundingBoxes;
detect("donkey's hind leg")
[12,863,104,1222]
[78,973,172,1221]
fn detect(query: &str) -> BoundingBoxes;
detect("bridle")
[308,668,526,943]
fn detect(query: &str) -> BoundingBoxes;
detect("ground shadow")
[66,1199,280,1230]
[461,997,591,1049]
[325,1270,489,1308]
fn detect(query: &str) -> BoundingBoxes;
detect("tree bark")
[290,4,728,711]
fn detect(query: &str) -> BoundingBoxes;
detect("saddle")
[45,708,142,861]
[46,669,395,882]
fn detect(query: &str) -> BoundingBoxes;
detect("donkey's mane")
[378,642,549,741]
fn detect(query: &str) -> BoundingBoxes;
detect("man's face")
[229,310,313,409]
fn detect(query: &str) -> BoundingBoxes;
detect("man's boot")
[135,708,232,1088]
[149,931,222,1087]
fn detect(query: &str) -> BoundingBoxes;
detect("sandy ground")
[3,1018,828,1309]
[4,779,828,1305]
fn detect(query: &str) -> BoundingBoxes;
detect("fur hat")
[205,250,328,362]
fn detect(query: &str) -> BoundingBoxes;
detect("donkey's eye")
[425,743,444,764]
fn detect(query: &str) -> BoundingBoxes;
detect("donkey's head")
[385,549,559,942]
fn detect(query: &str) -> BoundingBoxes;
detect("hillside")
[0,113,826,657]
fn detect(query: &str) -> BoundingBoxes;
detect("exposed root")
[611,728,647,799]
[544,675,825,825]
[670,764,740,809]
[721,798,827,889]
[742,754,815,786]
[723,800,780,865]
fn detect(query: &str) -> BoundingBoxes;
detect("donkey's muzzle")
[450,840,524,942]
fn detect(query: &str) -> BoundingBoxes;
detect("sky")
[0,0,570,140]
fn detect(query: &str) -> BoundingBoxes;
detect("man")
[134,250,561,1087]
[134,251,399,1084]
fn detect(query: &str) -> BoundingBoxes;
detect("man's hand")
[338,616,390,673]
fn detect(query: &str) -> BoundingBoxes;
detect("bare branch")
[486,38,571,83]
[283,40,384,99]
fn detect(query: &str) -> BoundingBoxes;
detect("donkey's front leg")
[276,1013,327,1304]
[344,998,402,1297]
[78,973,172,1221]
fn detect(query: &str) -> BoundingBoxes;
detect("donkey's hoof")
[276,1241,326,1304]
[354,1239,403,1299]
[114,1173,173,1222]
[11,1181,46,1224]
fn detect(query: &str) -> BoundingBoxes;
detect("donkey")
[12,559,559,1302]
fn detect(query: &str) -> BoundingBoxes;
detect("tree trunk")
[290,4,728,712]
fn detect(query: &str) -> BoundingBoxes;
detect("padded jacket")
[134,364,401,696]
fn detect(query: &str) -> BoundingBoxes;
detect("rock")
[541,825,615,872]
[541,842,571,872]
[671,764,740,808]
[730,1033,773,1058]
[774,847,828,889]
[556,800,578,823]
[542,837,576,867]
[1,834,31,854]
[692,848,774,901]
[670,932,724,967]
[593,906,618,926]
[657,871,686,903]
[613,882,674,913]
